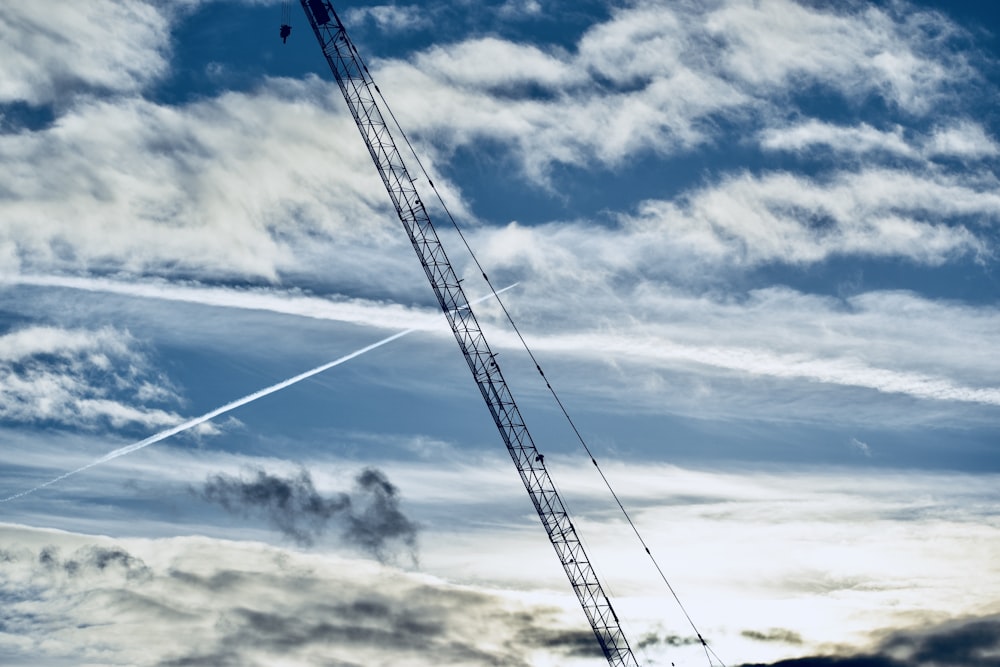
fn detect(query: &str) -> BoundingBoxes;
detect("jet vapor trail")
[1,285,517,503]
[1,331,411,503]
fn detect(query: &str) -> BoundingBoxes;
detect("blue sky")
[1,1,999,665]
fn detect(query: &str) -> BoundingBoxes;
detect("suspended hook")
[279,0,292,43]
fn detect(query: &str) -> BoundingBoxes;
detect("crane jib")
[297,2,641,665]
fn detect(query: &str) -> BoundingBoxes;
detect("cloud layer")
[373,0,986,178]
[2,0,994,284]
[0,526,603,667]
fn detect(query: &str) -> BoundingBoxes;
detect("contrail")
[1,285,517,503]
[1,331,411,503]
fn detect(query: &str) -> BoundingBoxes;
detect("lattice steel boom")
[298,2,640,664]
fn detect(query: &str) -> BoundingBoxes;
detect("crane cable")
[345,39,728,667]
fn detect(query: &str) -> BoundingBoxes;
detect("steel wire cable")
[348,37,727,667]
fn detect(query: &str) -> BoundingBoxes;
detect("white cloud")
[575,2,688,83]
[0,1,172,105]
[375,13,749,181]
[498,0,543,20]
[1,3,996,664]
[6,274,447,333]
[361,0,981,182]
[467,276,1000,418]
[345,4,432,33]
[0,325,182,430]
[759,118,1000,163]
[703,0,972,113]
[758,121,918,157]
[460,167,994,294]
[0,78,426,284]
[925,120,1000,160]
[413,37,584,90]
[641,168,996,267]
[532,330,1000,407]
[849,437,873,456]
[2,1,990,287]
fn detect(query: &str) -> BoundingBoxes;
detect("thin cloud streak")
[3,274,504,333]
[14,275,998,408]
[541,331,1000,407]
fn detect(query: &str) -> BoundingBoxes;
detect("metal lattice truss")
[300,2,640,664]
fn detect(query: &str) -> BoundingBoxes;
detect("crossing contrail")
[1,285,517,503]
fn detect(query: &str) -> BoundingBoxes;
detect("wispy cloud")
[1,4,995,667]
[925,120,1000,160]
[758,121,918,158]
[0,325,182,430]
[5,274,445,332]
[371,0,981,181]
[620,168,994,267]
[539,329,1000,407]
[497,0,543,20]
[0,2,171,105]
[760,119,1000,162]
[0,80,419,283]
[849,437,873,457]
[703,0,974,113]
[344,4,432,33]
[1,1,991,296]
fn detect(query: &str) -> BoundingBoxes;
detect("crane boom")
[298,2,640,664]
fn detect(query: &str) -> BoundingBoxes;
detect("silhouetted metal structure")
[297,2,640,665]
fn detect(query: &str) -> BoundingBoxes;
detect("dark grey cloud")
[35,544,151,581]
[636,631,703,650]
[737,614,1000,667]
[197,467,419,561]
[880,615,1000,667]
[346,468,419,561]
[742,628,804,645]
[199,468,350,546]
[524,626,605,659]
